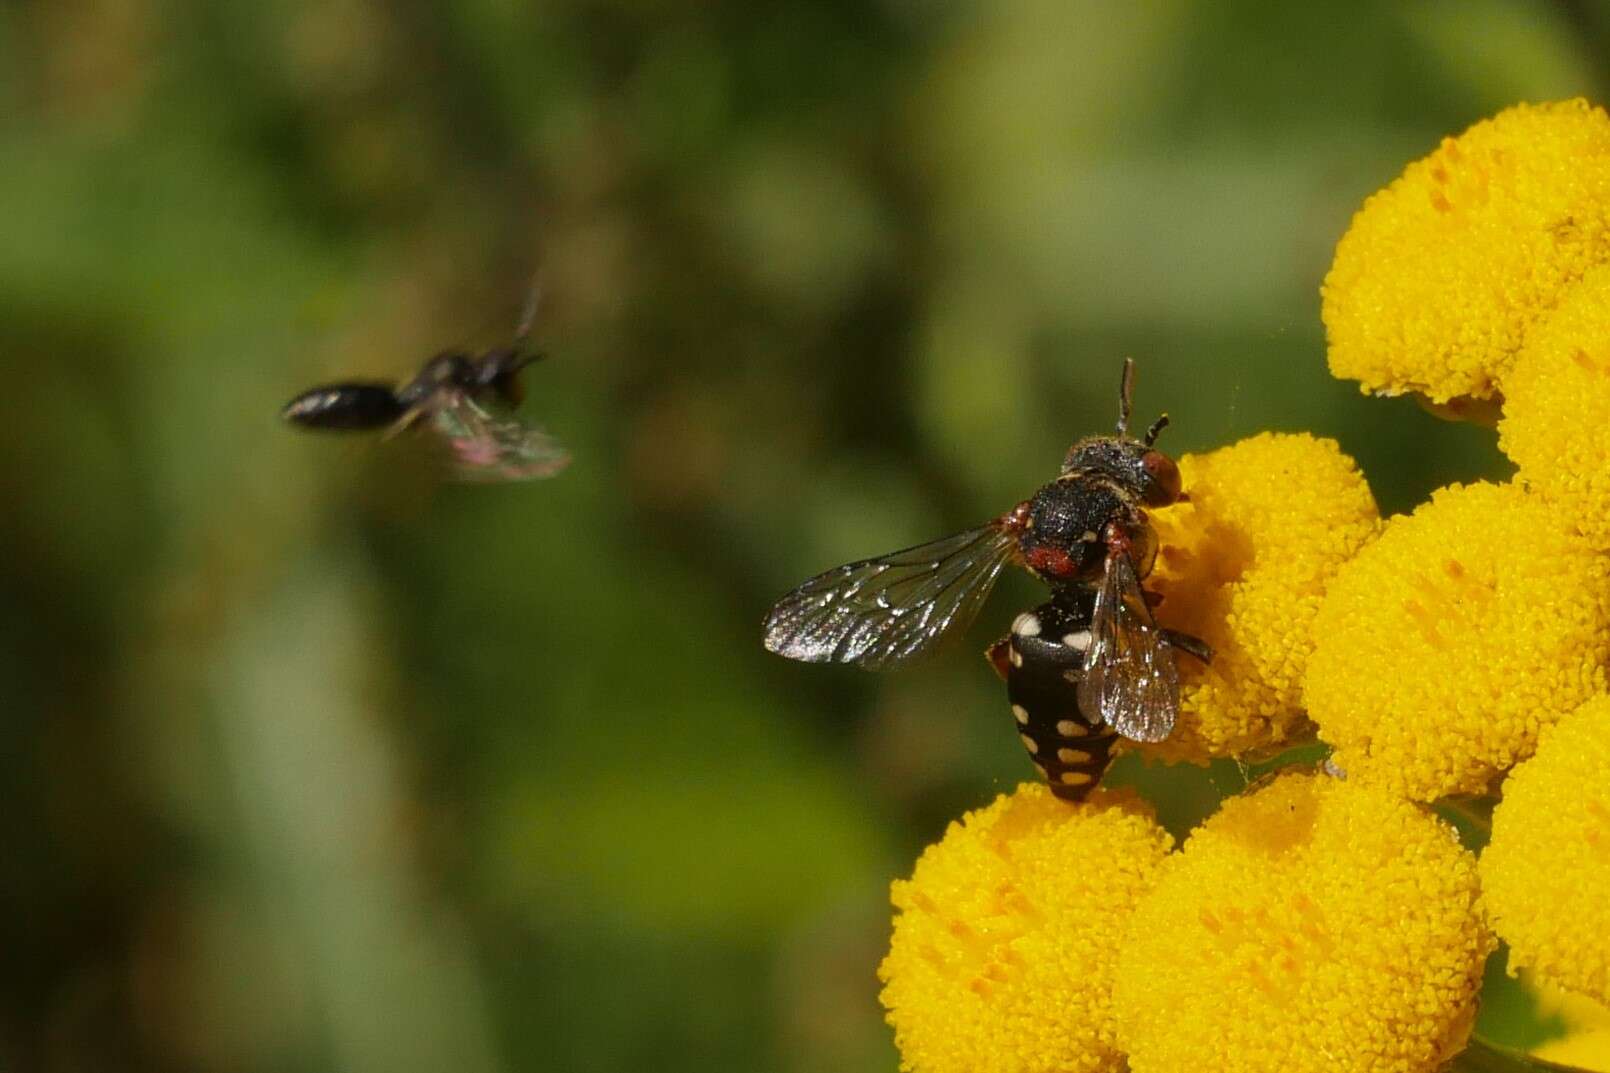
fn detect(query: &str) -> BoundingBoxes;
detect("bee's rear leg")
[1164,629,1213,665]
[985,637,1012,681]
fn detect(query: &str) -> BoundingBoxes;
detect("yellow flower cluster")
[878,99,1610,1073]
[878,784,1171,1073]
[1112,773,1491,1073]
[1481,696,1610,1007]
[1144,433,1379,762]
[1304,480,1610,800]
[1322,98,1610,403]
[1499,261,1610,549]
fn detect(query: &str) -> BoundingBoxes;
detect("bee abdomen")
[1000,601,1119,802]
[281,382,406,431]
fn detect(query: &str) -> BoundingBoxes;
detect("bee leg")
[985,638,1012,681]
[1163,629,1213,665]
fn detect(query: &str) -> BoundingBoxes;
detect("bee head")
[1061,359,1181,507]
[1062,437,1181,508]
[467,348,543,408]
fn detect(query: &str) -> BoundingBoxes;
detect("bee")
[282,286,569,482]
[762,359,1211,800]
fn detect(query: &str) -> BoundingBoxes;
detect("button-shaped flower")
[1323,98,1610,403]
[1113,772,1492,1073]
[1481,694,1610,1008]
[1305,480,1610,800]
[1145,432,1379,762]
[1499,261,1610,550]
[878,783,1172,1073]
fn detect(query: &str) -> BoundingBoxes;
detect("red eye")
[1141,451,1181,505]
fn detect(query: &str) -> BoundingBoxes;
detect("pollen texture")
[1144,433,1379,762]
[878,783,1172,1073]
[1481,695,1610,1007]
[1322,98,1610,403]
[1304,481,1610,800]
[1499,261,1610,550]
[1113,773,1492,1073]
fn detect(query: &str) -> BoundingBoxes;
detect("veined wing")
[1076,548,1179,742]
[431,392,570,482]
[762,524,1017,671]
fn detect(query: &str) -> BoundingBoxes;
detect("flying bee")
[762,359,1211,800]
[282,285,569,482]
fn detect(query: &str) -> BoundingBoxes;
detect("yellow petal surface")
[1145,432,1379,762]
[1481,695,1610,1006]
[1323,98,1610,403]
[1114,773,1492,1073]
[1499,260,1610,550]
[879,783,1172,1073]
[1305,481,1610,800]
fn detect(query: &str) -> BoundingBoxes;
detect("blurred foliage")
[0,1,1604,1070]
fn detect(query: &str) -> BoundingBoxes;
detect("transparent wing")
[1076,549,1179,742]
[763,524,1017,671]
[430,392,570,482]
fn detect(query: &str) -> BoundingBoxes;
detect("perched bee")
[282,288,569,482]
[763,360,1210,800]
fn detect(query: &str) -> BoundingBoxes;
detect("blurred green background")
[2,2,1603,1070]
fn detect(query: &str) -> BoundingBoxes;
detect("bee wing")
[430,392,570,482]
[763,524,1018,671]
[1076,549,1179,742]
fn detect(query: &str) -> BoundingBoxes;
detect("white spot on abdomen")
[1012,612,1042,638]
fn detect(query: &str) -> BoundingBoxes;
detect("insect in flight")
[762,359,1211,800]
[281,285,569,482]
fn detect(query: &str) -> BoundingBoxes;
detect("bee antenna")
[514,271,545,344]
[1115,358,1136,436]
[1144,413,1169,446]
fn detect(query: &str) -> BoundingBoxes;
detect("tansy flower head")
[1112,772,1492,1073]
[878,783,1172,1073]
[1304,480,1610,800]
[1322,98,1610,403]
[1145,432,1379,762]
[1499,261,1610,550]
[1480,695,1610,1008]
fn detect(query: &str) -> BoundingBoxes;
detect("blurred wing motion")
[763,524,1017,671]
[1077,549,1179,742]
[431,392,570,482]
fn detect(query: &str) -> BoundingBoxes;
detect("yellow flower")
[1322,98,1610,403]
[1499,261,1610,550]
[1145,433,1379,762]
[1304,481,1610,800]
[878,783,1172,1073]
[1480,695,1610,1007]
[1113,772,1492,1073]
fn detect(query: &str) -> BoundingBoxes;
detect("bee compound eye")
[1141,450,1181,505]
